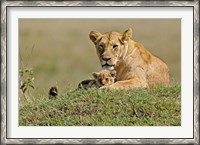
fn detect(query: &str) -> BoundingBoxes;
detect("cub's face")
[89,28,133,70]
[93,70,116,87]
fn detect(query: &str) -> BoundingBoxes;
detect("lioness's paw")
[99,86,110,90]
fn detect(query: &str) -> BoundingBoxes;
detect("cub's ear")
[92,72,99,79]
[110,70,116,78]
[121,28,133,43]
[89,31,102,44]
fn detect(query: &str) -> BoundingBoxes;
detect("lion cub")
[78,69,116,89]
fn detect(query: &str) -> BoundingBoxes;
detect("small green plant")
[19,45,35,101]
[19,67,35,101]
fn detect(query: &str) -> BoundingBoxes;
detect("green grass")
[19,85,181,126]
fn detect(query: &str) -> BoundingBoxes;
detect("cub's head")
[89,28,133,70]
[92,69,116,87]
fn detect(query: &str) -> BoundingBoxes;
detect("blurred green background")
[19,19,181,97]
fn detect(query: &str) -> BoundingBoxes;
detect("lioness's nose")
[102,57,111,62]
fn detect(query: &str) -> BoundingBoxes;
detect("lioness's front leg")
[100,78,148,90]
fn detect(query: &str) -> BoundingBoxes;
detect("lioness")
[78,69,116,89]
[89,28,170,89]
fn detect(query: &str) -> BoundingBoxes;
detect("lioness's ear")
[92,72,99,79]
[89,31,102,44]
[110,70,116,78]
[121,28,133,43]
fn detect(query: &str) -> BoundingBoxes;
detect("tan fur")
[93,69,116,88]
[78,69,116,89]
[89,28,170,89]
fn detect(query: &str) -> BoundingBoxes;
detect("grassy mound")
[19,85,181,126]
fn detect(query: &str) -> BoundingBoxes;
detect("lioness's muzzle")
[102,63,114,67]
[102,63,115,71]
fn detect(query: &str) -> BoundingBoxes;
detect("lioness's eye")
[113,45,118,49]
[98,45,104,52]
[105,78,109,81]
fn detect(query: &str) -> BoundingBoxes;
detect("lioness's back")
[147,55,170,87]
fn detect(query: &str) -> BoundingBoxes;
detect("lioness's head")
[89,28,133,70]
[92,69,116,87]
